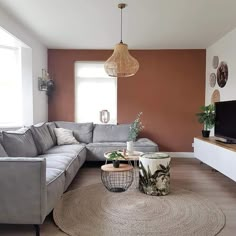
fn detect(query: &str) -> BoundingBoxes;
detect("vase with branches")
[127,112,144,154]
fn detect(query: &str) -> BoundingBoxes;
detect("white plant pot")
[127,141,134,155]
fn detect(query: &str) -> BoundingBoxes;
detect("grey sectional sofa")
[0,121,158,235]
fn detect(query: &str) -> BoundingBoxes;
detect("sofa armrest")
[0,157,47,224]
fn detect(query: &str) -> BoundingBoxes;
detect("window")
[0,45,22,126]
[75,62,117,124]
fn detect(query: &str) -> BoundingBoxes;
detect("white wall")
[206,28,236,105]
[0,6,48,124]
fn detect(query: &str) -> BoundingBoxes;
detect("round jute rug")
[53,183,225,236]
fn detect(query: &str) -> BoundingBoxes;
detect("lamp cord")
[120,7,123,43]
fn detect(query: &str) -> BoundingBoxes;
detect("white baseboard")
[164,152,194,158]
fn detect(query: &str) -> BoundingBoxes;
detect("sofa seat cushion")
[42,153,80,191]
[45,144,86,156]
[46,167,64,185]
[55,121,93,143]
[46,168,65,214]
[41,153,78,171]
[93,124,131,143]
[45,144,86,187]
[86,142,126,161]
[86,138,158,161]
[77,146,86,169]
[2,129,38,157]
[30,123,54,154]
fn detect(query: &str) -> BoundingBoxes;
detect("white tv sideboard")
[194,137,236,182]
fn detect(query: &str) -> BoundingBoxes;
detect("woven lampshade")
[104,42,139,77]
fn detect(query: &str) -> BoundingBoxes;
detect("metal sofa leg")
[34,224,40,236]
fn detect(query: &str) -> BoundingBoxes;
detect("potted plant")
[108,151,126,168]
[196,104,215,138]
[127,112,144,153]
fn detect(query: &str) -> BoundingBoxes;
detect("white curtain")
[75,62,117,124]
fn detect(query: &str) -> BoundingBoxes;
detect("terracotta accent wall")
[48,49,205,152]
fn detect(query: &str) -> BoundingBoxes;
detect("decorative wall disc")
[209,73,216,88]
[211,89,220,104]
[217,62,228,88]
[212,56,219,69]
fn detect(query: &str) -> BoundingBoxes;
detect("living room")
[0,0,236,235]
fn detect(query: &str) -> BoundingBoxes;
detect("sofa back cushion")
[0,133,3,145]
[47,122,57,145]
[55,121,93,143]
[30,123,54,154]
[0,142,8,157]
[93,124,130,142]
[2,129,38,157]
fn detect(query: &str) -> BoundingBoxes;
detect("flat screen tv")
[215,100,236,143]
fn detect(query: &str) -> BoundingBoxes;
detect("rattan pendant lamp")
[104,3,139,77]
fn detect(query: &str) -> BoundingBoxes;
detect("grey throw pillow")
[30,123,54,154]
[2,129,38,157]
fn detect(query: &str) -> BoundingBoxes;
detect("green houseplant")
[108,151,126,168]
[127,112,144,154]
[196,104,215,137]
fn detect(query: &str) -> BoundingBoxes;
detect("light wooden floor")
[1,158,236,236]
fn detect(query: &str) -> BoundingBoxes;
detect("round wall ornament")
[209,73,216,88]
[212,56,219,69]
[211,89,220,104]
[217,62,228,88]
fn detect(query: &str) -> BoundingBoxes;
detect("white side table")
[139,152,171,196]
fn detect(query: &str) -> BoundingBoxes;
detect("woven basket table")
[101,164,133,192]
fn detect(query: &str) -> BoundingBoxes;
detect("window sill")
[0,125,22,131]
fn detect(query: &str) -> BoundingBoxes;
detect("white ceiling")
[0,0,236,49]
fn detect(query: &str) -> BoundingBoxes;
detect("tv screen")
[215,100,236,143]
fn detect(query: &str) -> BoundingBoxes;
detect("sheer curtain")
[75,62,117,124]
[0,46,22,127]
